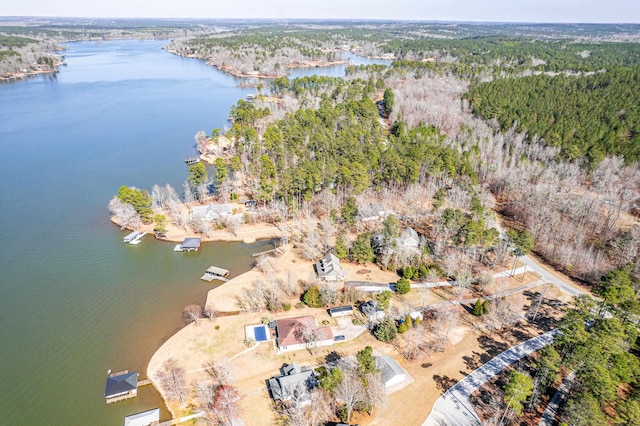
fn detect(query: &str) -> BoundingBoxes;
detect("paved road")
[412,266,530,289]
[521,255,587,298]
[423,330,559,426]
[538,370,575,426]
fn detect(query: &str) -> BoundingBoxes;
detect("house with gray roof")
[359,300,385,322]
[267,363,318,402]
[376,355,410,393]
[314,252,347,281]
[359,203,390,222]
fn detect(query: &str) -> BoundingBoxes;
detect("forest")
[467,68,640,163]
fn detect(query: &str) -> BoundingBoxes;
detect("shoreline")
[165,48,348,79]
[111,215,284,244]
[0,59,65,82]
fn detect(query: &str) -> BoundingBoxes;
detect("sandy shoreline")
[111,215,283,244]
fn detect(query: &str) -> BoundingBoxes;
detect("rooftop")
[104,371,138,398]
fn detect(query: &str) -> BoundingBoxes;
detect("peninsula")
[106,21,639,426]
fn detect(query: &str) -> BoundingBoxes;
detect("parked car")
[334,335,345,341]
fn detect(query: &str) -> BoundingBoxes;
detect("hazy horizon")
[2,0,639,24]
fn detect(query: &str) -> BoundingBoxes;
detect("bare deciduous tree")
[156,358,188,406]
[335,369,366,425]
[183,304,202,325]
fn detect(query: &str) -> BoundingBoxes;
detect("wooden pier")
[251,247,282,257]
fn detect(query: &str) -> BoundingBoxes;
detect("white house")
[397,228,420,249]
[191,203,233,221]
[315,253,347,281]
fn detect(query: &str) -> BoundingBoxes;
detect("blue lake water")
[0,40,388,425]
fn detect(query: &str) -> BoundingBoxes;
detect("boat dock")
[251,247,282,257]
[126,231,147,245]
[200,266,230,282]
[123,230,141,243]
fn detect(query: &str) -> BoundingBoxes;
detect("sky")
[1,0,639,23]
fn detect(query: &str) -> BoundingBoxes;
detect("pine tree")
[473,298,484,316]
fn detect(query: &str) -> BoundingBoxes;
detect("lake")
[0,39,388,425]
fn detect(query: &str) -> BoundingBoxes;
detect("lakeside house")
[191,203,233,222]
[314,252,347,282]
[275,315,334,353]
[267,363,318,403]
[104,370,138,403]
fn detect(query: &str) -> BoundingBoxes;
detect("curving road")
[423,253,589,425]
[423,330,559,426]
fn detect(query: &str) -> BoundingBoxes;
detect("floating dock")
[201,266,230,282]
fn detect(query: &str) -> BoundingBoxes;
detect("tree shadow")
[461,303,476,315]
[433,374,458,394]
[324,350,343,366]
[421,362,433,369]
[463,351,490,371]
[478,334,509,357]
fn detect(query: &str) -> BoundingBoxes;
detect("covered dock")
[174,238,201,252]
[105,370,138,404]
[123,231,142,243]
[124,408,160,426]
[201,266,230,282]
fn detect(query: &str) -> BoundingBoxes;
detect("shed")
[123,408,160,426]
[105,371,138,399]
[376,355,408,391]
[328,305,354,317]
